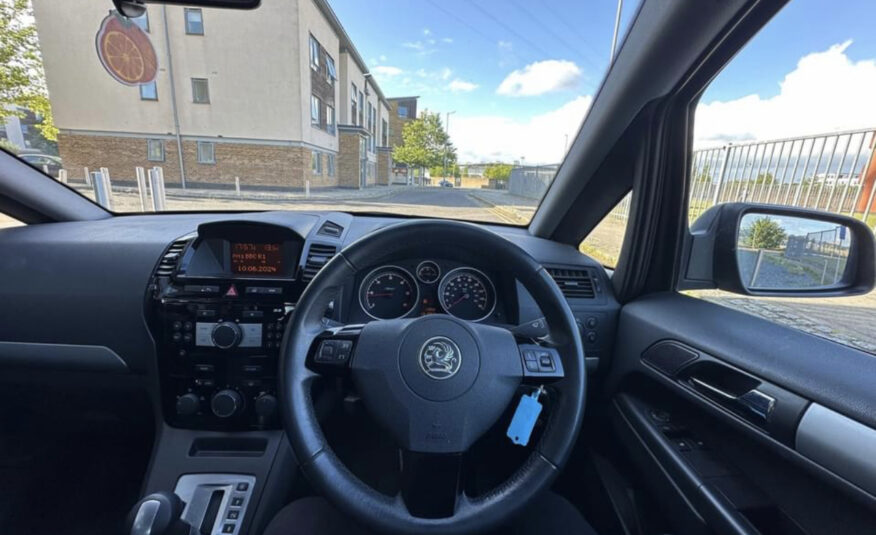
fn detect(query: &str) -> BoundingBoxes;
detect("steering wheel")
[281,220,586,534]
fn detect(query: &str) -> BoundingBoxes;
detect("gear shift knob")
[128,491,194,535]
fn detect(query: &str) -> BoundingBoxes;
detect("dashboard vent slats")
[302,243,337,282]
[155,238,189,277]
[546,267,596,299]
[317,221,344,237]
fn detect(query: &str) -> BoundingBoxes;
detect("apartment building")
[31,0,398,189]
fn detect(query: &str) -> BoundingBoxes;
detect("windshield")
[1,0,638,224]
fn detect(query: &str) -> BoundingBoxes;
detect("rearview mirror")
[681,203,875,297]
[113,0,260,19]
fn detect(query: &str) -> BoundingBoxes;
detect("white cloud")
[448,79,478,93]
[372,65,403,77]
[496,60,581,96]
[695,41,876,148]
[452,96,592,162]
[440,67,452,80]
[442,37,454,44]
[379,54,387,62]
[423,28,431,36]
[402,40,436,56]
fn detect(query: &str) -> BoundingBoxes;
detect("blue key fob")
[507,388,543,446]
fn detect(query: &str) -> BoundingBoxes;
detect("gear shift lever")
[128,491,196,535]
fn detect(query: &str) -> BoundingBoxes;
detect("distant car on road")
[19,153,63,178]
[439,179,453,188]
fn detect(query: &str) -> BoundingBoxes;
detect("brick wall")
[57,133,341,189]
[337,129,362,188]
[376,148,391,186]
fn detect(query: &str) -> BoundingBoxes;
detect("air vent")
[317,221,344,237]
[155,238,189,277]
[547,267,596,299]
[302,243,337,282]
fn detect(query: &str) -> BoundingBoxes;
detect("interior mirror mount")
[112,0,146,18]
[680,203,876,297]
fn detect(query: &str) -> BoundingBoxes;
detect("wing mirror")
[681,203,875,297]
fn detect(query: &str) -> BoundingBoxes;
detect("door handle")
[689,377,776,421]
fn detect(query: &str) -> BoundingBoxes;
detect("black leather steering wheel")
[280,220,586,534]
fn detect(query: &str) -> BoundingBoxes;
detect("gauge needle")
[369,292,393,298]
[449,293,469,308]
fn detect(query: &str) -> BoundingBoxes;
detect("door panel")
[606,292,876,534]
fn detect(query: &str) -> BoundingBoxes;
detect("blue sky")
[328,0,876,162]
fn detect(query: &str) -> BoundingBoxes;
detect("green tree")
[484,163,512,181]
[0,0,57,141]
[741,216,786,249]
[393,111,455,174]
[754,172,775,185]
[0,137,19,154]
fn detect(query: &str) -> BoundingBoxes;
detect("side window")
[687,2,876,355]
[579,192,631,268]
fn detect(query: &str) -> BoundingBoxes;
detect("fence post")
[135,167,149,211]
[58,169,67,184]
[92,170,113,209]
[749,249,765,287]
[149,166,166,211]
[305,180,310,199]
[84,167,91,186]
[712,145,731,205]
[235,176,241,197]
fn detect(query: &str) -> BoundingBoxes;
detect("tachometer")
[359,266,419,320]
[438,267,496,322]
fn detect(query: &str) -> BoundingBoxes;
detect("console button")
[222,523,235,533]
[212,322,243,349]
[196,309,217,319]
[194,364,214,373]
[227,510,240,520]
[242,310,263,319]
[236,482,249,491]
[231,497,244,507]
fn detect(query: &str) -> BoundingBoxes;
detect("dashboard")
[0,210,619,432]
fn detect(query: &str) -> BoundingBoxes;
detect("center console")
[149,221,310,431]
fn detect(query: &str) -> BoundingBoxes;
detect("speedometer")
[359,266,419,320]
[438,267,496,322]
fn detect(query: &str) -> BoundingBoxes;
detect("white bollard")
[305,180,310,199]
[92,170,113,209]
[58,169,67,184]
[135,167,149,212]
[42,164,49,175]
[149,166,166,211]
[84,167,91,186]
[235,176,241,197]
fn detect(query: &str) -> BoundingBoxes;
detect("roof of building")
[387,96,420,101]
[312,0,389,105]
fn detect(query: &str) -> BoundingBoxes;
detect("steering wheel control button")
[518,344,565,380]
[314,339,354,366]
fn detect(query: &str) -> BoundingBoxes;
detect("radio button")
[196,309,217,319]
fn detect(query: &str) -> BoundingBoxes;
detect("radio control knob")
[211,322,242,349]
[211,389,243,418]
[176,393,201,416]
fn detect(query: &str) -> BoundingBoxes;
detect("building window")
[326,105,335,134]
[381,118,388,146]
[325,55,337,82]
[185,8,204,35]
[197,141,215,164]
[311,151,322,175]
[139,81,157,100]
[327,154,335,177]
[132,12,149,32]
[147,139,164,162]
[351,83,358,123]
[309,35,320,71]
[311,95,321,126]
[367,103,375,152]
[358,91,364,126]
[192,78,209,103]
[398,105,408,118]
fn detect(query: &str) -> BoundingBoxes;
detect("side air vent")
[547,267,596,299]
[317,221,344,237]
[155,238,189,277]
[302,243,337,282]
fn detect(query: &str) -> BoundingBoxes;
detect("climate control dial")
[211,389,243,418]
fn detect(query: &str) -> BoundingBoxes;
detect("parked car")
[439,179,453,188]
[19,153,63,178]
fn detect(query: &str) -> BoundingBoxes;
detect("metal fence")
[688,128,876,224]
[509,164,559,199]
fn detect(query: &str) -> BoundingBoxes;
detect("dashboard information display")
[231,243,282,275]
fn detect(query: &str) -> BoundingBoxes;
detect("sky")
[328,0,876,164]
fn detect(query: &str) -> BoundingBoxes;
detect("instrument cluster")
[356,260,500,323]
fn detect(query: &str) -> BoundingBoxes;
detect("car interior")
[1,0,876,534]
